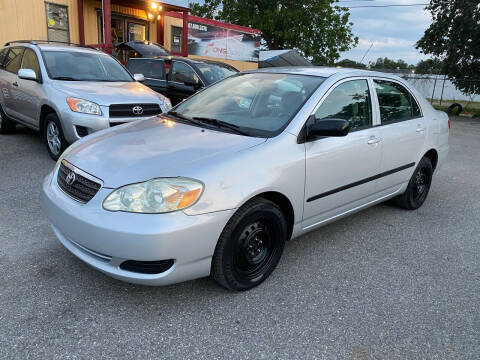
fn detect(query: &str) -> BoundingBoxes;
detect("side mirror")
[18,69,37,81]
[307,118,350,140]
[133,73,145,82]
[184,79,201,90]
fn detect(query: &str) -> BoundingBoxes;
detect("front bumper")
[41,171,234,286]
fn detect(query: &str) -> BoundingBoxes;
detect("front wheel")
[44,113,67,161]
[212,198,287,291]
[393,157,433,210]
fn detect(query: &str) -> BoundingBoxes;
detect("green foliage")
[415,58,444,74]
[369,57,411,70]
[189,0,358,64]
[334,59,366,69]
[416,0,480,94]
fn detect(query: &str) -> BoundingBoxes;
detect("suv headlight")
[103,177,203,213]
[67,97,102,115]
[160,96,172,112]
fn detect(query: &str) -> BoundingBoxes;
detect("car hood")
[52,81,163,105]
[64,116,266,188]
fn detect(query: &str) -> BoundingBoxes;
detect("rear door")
[1,47,24,117]
[167,61,203,105]
[372,78,426,193]
[303,78,383,228]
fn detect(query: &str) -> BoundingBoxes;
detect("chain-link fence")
[401,74,480,116]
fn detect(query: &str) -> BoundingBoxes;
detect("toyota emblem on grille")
[132,106,144,115]
[66,171,76,186]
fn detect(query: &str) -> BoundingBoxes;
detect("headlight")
[103,177,203,213]
[67,97,102,115]
[160,96,172,112]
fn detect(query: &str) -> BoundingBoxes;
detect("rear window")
[0,49,8,68]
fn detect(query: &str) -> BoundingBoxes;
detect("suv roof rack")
[4,40,98,50]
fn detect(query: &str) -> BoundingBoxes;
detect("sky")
[339,0,433,65]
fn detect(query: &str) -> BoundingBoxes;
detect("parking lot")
[0,116,478,359]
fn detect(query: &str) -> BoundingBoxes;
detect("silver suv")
[0,41,172,159]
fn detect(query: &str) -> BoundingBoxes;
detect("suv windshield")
[43,51,133,82]
[172,73,325,137]
[195,63,238,84]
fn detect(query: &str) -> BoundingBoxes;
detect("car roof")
[248,66,406,81]
[133,56,234,66]
[36,43,105,54]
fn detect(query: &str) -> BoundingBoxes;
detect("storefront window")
[171,26,183,53]
[45,2,70,42]
[128,23,146,41]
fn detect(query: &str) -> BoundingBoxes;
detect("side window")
[5,48,25,74]
[21,49,41,79]
[374,80,421,123]
[129,60,165,80]
[170,62,199,85]
[314,79,372,130]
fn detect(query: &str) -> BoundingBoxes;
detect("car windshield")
[43,51,133,82]
[195,63,238,84]
[172,73,325,137]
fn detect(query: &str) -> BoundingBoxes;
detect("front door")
[372,78,427,193]
[15,48,43,127]
[303,78,382,229]
[167,61,202,105]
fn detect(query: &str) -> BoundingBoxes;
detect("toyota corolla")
[42,68,449,291]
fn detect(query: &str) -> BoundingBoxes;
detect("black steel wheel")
[212,198,287,291]
[393,157,433,210]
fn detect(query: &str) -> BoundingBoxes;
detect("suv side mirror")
[307,118,349,140]
[18,69,38,81]
[133,73,145,82]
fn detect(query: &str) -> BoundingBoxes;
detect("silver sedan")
[42,67,449,291]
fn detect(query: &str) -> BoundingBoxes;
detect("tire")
[44,113,67,161]
[393,157,433,210]
[212,198,287,291]
[0,104,16,134]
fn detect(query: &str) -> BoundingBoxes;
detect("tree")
[416,0,480,94]
[334,59,366,69]
[415,58,444,74]
[369,57,410,70]
[189,0,358,65]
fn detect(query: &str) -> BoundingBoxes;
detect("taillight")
[448,119,450,129]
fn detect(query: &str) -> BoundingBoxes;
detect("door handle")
[12,82,18,87]
[367,137,382,145]
[416,127,425,133]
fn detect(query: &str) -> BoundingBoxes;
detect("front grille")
[120,259,175,274]
[57,161,102,203]
[109,103,161,118]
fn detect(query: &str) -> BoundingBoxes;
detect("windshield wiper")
[166,111,199,125]
[192,117,249,136]
[51,76,80,81]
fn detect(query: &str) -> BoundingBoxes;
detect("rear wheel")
[44,113,67,161]
[0,105,16,134]
[212,198,287,291]
[393,157,433,210]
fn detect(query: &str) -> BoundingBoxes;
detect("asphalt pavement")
[0,117,479,359]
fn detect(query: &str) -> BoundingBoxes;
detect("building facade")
[0,0,260,71]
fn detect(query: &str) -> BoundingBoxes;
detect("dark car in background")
[114,41,170,63]
[126,56,238,105]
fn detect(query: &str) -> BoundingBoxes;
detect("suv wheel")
[44,113,67,161]
[212,198,287,291]
[0,105,16,134]
[393,157,433,210]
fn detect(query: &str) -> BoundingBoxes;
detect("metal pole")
[431,76,437,104]
[439,74,447,106]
